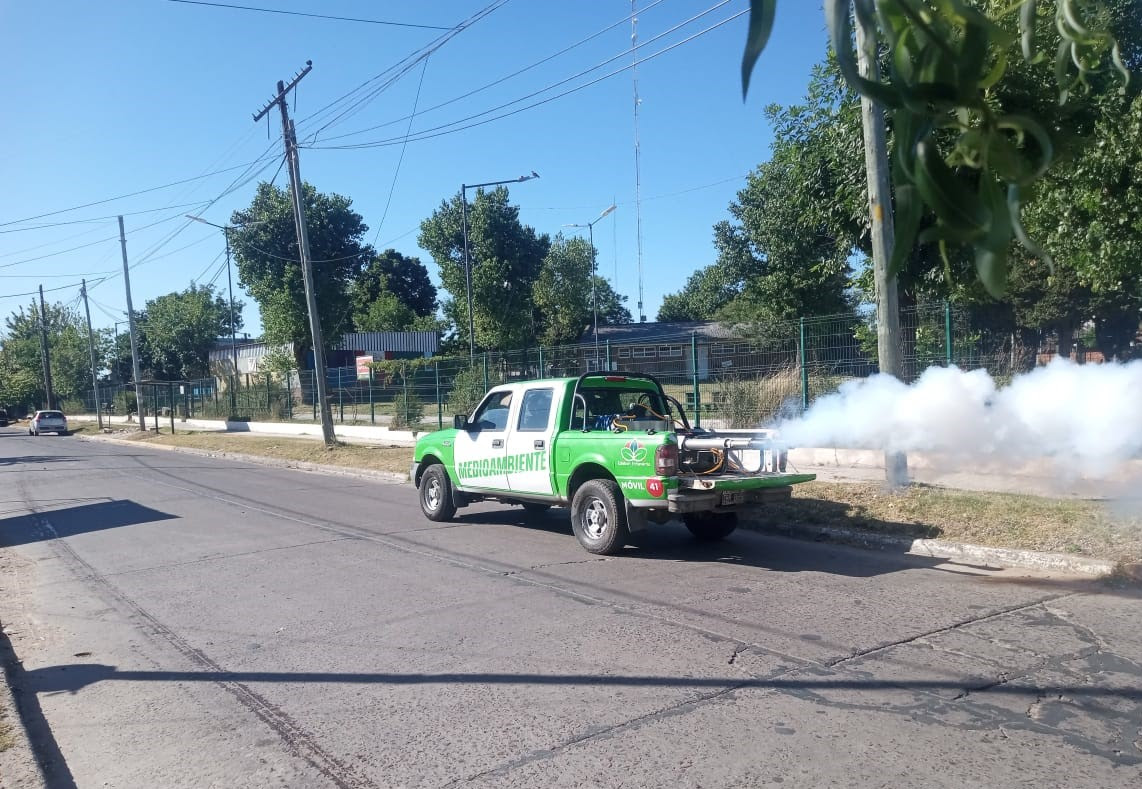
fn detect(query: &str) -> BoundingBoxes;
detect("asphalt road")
[0,427,1139,788]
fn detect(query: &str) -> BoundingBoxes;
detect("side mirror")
[453,414,469,430]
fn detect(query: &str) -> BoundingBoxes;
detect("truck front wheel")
[683,512,738,542]
[571,479,629,555]
[419,464,457,522]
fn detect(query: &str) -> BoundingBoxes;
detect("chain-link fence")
[78,301,1051,431]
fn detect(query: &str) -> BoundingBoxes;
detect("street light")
[460,171,540,360]
[185,215,261,414]
[564,203,616,367]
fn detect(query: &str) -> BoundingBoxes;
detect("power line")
[295,0,512,140]
[371,57,430,247]
[317,0,670,145]
[164,0,453,30]
[307,6,745,151]
[0,159,272,229]
[0,200,212,235]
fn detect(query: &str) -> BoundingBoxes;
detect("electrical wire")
[164,0,453,30]
[317,0,669,145]
[192,249,227,284]
[296,0,512,141]
[370,57,430,247]
[0,160,276,229]
[0,200,213,235]
[307,6,745,151]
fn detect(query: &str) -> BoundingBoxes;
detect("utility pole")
[37,285,54,410]
[80,280,103,429]
[254,61,336,446]
[118,216,147,432]
[855,14,908,488]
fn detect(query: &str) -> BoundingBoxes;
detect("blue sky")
[1,0,829,336]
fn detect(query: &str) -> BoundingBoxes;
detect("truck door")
[506,385,556,496]
[452,388,514,492]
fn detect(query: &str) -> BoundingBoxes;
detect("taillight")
[654,442,678,476]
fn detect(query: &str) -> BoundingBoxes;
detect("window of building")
[631,346,657,359]
[658,345,683,358]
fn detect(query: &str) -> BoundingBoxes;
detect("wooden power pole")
[253,61,336,447]
[854,14,908,488]
[37,285,54,410]
[118,216,147,431]
[80,280,103,429]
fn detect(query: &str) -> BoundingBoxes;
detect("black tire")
[419,464,456,522]
[683,512,738,542]
[521,502,551,514]
[570,479,629,555]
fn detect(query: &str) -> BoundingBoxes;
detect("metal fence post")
[168,382,175,434]
[312,370,317,422]
[285,370,293,420]
[606,339,612,370]
[538,347,544,379]
[482,352,489,392]
[369,368,375,424]
[800,317,809,413]
[339,384,344,422]
[945,300,953,366]
[691,331,701,428]
[265,373,271,415]
[435,362,443,429]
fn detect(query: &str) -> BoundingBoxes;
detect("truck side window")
[517,388,553,432]
[472,391,513,431]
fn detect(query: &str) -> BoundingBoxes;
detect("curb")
[76,433,410,485]
[739,518,1118,577]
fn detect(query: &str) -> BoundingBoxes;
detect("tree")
[533,235,594,346]
[593,277,633,325]
[418,187,549,352]
[137,284,240,380]
[229,182,373,355]
[657,257,745,322]
[0,301,93,409]
[741,0,1134,297]
[350,249,437,332]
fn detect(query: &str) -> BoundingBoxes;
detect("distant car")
[28,410,68,436]
[0,409,9,427]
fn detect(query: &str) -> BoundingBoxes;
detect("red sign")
[356,355,374,381]
[645,478,664,498]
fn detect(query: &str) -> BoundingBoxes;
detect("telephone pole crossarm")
[253,61,312,122]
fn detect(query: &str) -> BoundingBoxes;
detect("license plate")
[720,491,744,506]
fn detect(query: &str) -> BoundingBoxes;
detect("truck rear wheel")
[571,479,629,555]
[683,512,738,542]
[419,464,456,522]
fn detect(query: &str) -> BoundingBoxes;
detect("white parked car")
[28,410,68,436]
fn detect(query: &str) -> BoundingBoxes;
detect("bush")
[446,364,502,418]
[391,388,423,430]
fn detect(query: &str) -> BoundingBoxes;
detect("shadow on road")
[23,662,1142,703]
[449,506,951,579]
[0,500,178,547]
[0,625,78,789]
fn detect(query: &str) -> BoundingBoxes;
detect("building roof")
[584,321,737,344]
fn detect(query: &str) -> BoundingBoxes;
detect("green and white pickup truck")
[411,372,815,554]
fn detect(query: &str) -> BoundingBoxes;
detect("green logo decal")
[620,439,647,463]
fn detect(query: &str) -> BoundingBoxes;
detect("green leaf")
[741,0,777,100]
[1019,0,1037,62]
[913,139,990,236]
[889,183,921,277]
[1007,184,1055,273]
[826,0,903,108]
[973,176,1012,298]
